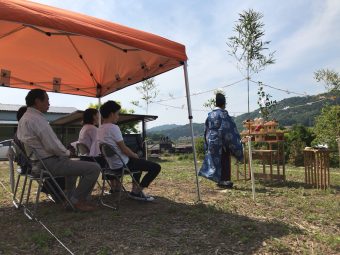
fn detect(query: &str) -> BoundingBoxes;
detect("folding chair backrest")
[22,144,46,175]
[100,143,117,158]
[99,143,126,169]
[11,140,32,174]
[76,143,90,156]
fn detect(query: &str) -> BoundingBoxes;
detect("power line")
[154,78,246,103]
[154,96,332,115]
[153,102,206,112]
[190,78,247,96]
[150,77,324,114]
[153,102,247,115]
[155,77,306,105]
[250,79,307,96]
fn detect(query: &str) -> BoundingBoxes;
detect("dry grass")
[0,156,339,255]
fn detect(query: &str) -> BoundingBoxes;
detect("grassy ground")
[0,156,339,255]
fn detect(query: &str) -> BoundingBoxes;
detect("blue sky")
[0,0,339,127]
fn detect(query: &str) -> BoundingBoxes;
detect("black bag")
[41,177,66,203]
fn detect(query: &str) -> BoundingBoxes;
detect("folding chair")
[11,140,31,209]
[76,142,103,190]
[99,142,142,210]
[76,142,90,156]
[4,139,15,193]
[22,144,75,220]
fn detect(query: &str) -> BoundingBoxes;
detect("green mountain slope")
[234,91,339,130]
[147,91,339,140]
[147,124,179,133]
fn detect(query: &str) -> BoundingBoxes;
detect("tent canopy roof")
[51,110,158,126]
[0,0,187,97]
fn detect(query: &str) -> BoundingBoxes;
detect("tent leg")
[142,120,148,160]
[183,61,201,202]
[98,97,101,127]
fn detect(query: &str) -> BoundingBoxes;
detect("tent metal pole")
[183,61,201,201]
[98,97,101,127]
[142,120,148,160]
[247,136,256,201]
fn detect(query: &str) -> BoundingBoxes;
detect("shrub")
[286,125,315,166]
[195,136,205,159]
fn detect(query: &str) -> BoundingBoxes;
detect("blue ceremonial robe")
[199,108,243,183]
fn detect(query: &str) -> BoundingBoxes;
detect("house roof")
[0,120,18,125]
[0,103,77,114]
[50,110,158,126]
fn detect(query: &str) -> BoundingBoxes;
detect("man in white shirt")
[17,89,100,211]
[97,101,161,201]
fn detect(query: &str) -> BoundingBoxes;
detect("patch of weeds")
[221,222,258,244]
[314,232,340,250]
[272,210,285,218]
[178,154,189,161]
[239,235,250,243]
[166,206,179,214]
[323,188,337,195]
[31,232,52,250]
[61,228,73,238]
[305,213,321,222]
[146,225,162,237]
[268,238,292,254]
[108,210,121,218]
[97,246,112,255]
[240,222,258,232]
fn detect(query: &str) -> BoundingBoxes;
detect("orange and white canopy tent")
[0,0,201,200]
[0,0,187,97]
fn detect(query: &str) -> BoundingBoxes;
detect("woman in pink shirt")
[78,108,100,156]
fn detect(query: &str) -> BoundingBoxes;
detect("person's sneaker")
[128,191,155,202]
[217,181,233,189]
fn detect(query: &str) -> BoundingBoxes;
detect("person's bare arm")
[117,140,138,158]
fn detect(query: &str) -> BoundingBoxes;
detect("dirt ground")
[0,157,339,255]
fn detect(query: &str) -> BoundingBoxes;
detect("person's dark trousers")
[80,156,117,180]
[220,148,231,182]
[127,158,161,188]
[80,156,107,168]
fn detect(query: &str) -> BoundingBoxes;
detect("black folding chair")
[11,140,31,209]
[99,142,142,210]
[21,144,75,220]
[76,142,90,156]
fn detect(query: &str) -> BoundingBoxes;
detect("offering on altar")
[241,119,284,141]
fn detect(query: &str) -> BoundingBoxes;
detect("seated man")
[17,89,101,211]
[97,100,161,201]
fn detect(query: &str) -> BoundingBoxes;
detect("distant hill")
[147,123,205,141]
[147,124,179,133]
[147,91,339,140]
[233,91,339,130]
